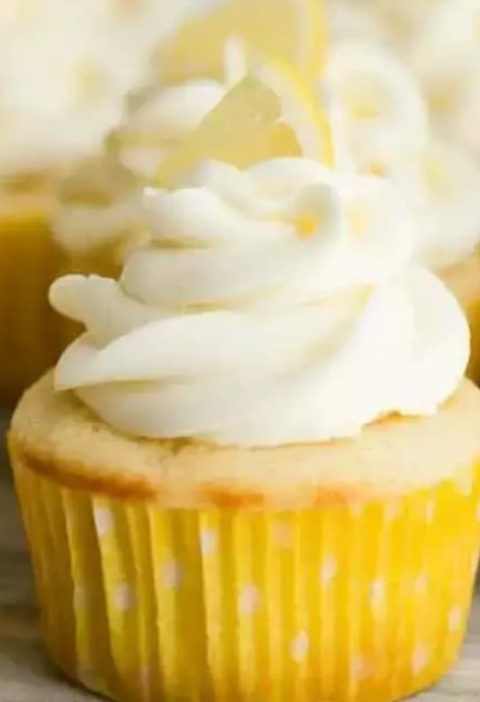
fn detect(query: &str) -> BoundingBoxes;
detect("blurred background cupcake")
[0,0,196,406]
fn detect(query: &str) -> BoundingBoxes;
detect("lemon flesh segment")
[157,0,326,84]
[156,75,303,188]
[257,62,334,166]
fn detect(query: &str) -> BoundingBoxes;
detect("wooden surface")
[1,432,480,701]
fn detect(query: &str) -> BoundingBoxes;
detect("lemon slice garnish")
[157,64,333,188]
[156,0,326,84]
[257,62,333,165]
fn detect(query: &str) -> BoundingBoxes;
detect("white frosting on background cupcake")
[0,0,196,175]
[50,158,469,446]
[324,40,480,269]
[411,0,480,157]
[326,0,480,159]
[325,41,428,175]
[52,38,241,256]
[51,158,143,260]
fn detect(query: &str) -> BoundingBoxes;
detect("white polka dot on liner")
[93,506,114,536]
[73,585,86,611]
[272,521,292,547]
[210,623,222,639]
[385,500,401,522]
[238,584,259,616]
[349,502,363,518]
[113,583,135,611]
[139,665,151,692]
[412,645,429,675]
[424,500,435,524]
[162,560,182,589]
[351,656,369,681]
[413,573,428,596]
[370,578,386,608]
[200,529,218,555]
[319,557,337,586]
[448,606,463,633]
[291,631,309,663]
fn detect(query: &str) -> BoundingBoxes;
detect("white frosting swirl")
[411,138,480,268]
[118,80,226,179]
[411,0,480,158]
[325,41,429,175]
[52,158,143,258]
[0,0,196,175]
[50,158,469,446]
[324,40,480,269]
[52,79,227,257]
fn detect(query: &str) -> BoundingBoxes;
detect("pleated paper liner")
[464,296,480,386]
[0,209,121,408]
[0,208,61,406]
[14,458,480,702]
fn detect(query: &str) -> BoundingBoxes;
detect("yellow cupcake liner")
[465,300,480,385]
[0,210,121,406]
[0,212,64,405]
[13,459,480,702]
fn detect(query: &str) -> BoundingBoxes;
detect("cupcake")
[0,0,195,405]
[323,39,480,382]
[10,153,480,702]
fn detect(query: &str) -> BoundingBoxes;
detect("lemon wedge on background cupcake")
[156,0,326,84]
